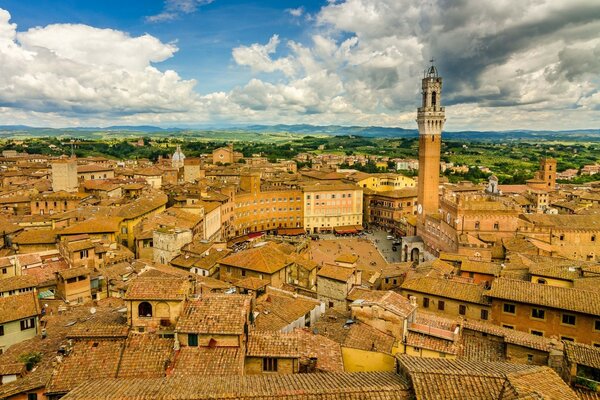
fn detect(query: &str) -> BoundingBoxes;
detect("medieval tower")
[417,62,445,222]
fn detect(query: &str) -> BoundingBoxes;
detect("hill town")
[0,66,599,400]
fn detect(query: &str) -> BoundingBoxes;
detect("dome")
[172,145,185,162]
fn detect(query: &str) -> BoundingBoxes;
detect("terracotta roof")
[317,263,355,282]
[502,366,579,399]
[117,333,173,378]
[529,264,581,281]
[0,368,51,399]
[58,266,90,280]
[335,254,359,264]
[520,214,600,230]
[564,341,600,369]
[175,294,251,335]
[123,277,190,301]
[235,276,270,291]
[460,260,502,276]
[59,217,122,235]
[401,276,489,305]
[405,331,458,355]
[219,242,291,274]
[171,346,244,377]
[397,355,576,400]
[0,274,37,293]
[67,317,129,339]
[254,290,320,331]
[247,330,299,358]
[347,288,416,319]
[61,372,410,399]
[295,329,344,373]
[314,309,395,354]
[488,278,600,316]
[0,292,39,324]
[66,239,95,252]
[462,319,556,352]
[46,339,126,395]
[12,229,57,244]
[77,164,113,173]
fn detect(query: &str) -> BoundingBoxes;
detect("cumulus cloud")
[2,1,600,129]
[146,0,214,23]
[0,9,199,120]
[226,0,600,129]
[232,35,295,76]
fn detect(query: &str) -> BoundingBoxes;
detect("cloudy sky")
[0,0,599,130]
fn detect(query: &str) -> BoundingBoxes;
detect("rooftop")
[175,294,251,335]
[61,372,410,400]
[487,278,600,316]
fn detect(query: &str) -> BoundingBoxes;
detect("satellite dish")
[89,307,97,314]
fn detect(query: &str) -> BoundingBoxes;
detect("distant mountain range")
[1,124,600,141]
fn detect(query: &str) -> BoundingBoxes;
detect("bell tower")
[417,61,445,221]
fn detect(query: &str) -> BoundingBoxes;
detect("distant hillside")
[0,124,599,141]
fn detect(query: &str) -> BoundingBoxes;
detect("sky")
[0,0,599,131]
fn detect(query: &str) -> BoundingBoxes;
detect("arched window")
[138,302,152,317]
[431,91,437,107]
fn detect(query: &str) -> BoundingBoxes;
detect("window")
[561,336,575,342]
[20,318,35,330]
[531,308,545,320]
[80,249,88,259]
[475,221,480,230]
[138,302,153,318]
[595,320,600,331]
[0,325,4,336]
[502,324,515,330]
[503,303,516,314]
[188,334,198,347]
[559,234,564,241]
[493,222,499,230]
[1,268,6,274]
[562,314,576,326]
[438,300,445,311]
[263,357,278,372]
[27,394,38,400]
[527,354,534,363]
[423,297,430,308]
[459,305,466,316]
[530,330,544,336]
[481,310,489,320]
[241,270,246,277]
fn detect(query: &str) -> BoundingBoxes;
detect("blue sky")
[0,0,598,130]
[2,0,323,93]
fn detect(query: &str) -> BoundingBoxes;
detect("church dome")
[172,145,185,162]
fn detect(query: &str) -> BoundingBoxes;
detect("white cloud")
[286,7,304,17]
[1,1,600,130]
[0,9,199,121]
[232,35,295,77]
[146,0,214,23]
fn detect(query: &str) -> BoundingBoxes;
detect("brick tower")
[417,62,445,222]
[540,158,557,190]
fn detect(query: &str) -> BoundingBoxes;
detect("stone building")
[234,173,303,236]
[51,159,78,193]
[487,278,600,345]
[153,227,193,265]
[124,276,192,331]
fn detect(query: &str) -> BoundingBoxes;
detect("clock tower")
[417,62,445,222]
